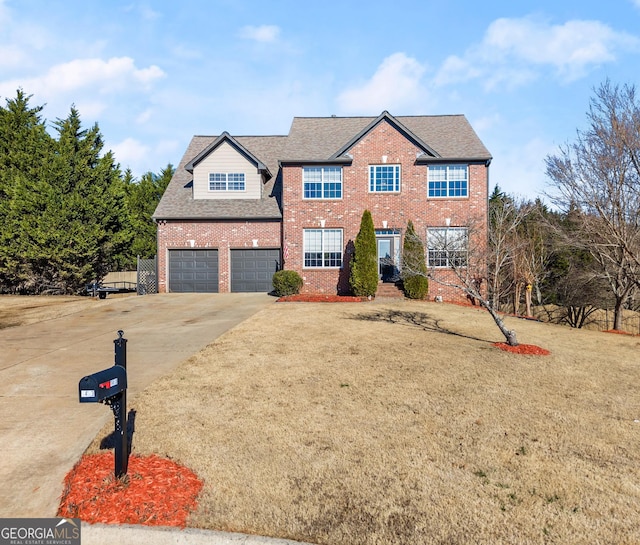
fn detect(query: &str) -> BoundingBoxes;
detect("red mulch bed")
[493,342,551,356]
[58,453,203,527]
[603,329,634,335]
[278,294,365,302]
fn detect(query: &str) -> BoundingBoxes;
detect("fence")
[586,309,640,335]
[137,256,157,295]
[533,305,640,335]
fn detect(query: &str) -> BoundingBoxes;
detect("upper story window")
[209,172,246,191]
[303,229,343,268]
[303,167,342,199]
[369,165,401,193]
[428,165,468,198]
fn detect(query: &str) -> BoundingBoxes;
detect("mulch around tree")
[57,453,203,527]
[492,342,551,355]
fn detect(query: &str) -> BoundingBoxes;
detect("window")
[209,173,246,191]
[303,167,342,199]
[427,227,468,268]
[303,229,343,268]
[428,165,468,198]
[369,165,400,192]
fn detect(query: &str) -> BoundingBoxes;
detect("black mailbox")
[79,365,127,403]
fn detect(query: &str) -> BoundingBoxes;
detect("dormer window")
[209,172,246,191]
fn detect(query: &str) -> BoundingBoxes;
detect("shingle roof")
[153,112,491,220]
[281,112,492,162]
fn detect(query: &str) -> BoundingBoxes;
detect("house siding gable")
[193,140,262,200]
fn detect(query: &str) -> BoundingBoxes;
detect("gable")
[192,140,263,200]
[331,111,440,160]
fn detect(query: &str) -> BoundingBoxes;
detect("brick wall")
[156,220,281,292]
[282,119,488,301]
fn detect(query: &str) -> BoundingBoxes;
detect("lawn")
[85,300,640,545]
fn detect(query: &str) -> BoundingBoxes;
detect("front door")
[377,237,396,282]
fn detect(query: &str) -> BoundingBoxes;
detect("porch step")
[375,282,405,299]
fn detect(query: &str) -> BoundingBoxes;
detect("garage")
[231,249,280,292]
[169,249,219,292]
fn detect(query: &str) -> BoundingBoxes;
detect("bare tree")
[487,189,549,317]
[487,187,526,311]
[514,204,549,317]
[404,216,520,346]
[545,80,640,330]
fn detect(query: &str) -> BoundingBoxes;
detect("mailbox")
[79,365,127,403]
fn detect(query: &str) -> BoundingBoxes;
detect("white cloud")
[436,16,640,88]
[73,99,107,119]
[239,25,280,43]
[0,44,28,69]
[108,136,181,177]
[0,57,165,99]
[110,137,151,171]
[470,113,503,134]
[337,53,428,113]
[491,136,555,198]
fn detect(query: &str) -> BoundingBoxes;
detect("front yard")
[85,300,639,544]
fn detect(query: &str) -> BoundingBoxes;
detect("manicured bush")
[350,210,378,297]
[401,220,429,299]
[272,270,303,296]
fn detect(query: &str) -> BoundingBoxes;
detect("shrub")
[272,270,303,296]
[403,274,429,299]
[401,220,429,299]
[350,210,378,297]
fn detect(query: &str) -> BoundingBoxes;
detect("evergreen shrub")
[401,220,429,299]
[272,270,303,296]
[350,210,379,297]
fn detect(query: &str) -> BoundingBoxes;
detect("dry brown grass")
[0,295,105,329]
[86,300,640,545]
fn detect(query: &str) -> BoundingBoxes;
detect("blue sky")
[1,0,640,199]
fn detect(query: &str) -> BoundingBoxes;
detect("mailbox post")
[79,331,129,478]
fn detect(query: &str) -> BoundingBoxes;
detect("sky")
[1,0,640,199]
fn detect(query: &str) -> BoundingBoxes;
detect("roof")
[280,112,492,163]
[153,134,287,220]
[153,112,491,221]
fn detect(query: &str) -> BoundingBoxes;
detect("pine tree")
[350,210,378,297]
[120,164,174,269]
[0,90,53,291]
[401,220,429,299]
[6,107,130,293]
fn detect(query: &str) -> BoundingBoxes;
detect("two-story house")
[153,111,492,300]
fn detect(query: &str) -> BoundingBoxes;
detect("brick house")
[153,111,492,300]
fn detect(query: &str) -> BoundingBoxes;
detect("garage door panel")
[231,249,280,292]
[169,249,219,293]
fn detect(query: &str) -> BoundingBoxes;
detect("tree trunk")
[482,300,519,346]
[613,296,624,331]
[513,282,522,315]
[525,284,533,317]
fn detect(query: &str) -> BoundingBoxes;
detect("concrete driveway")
[0,293,276,518]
